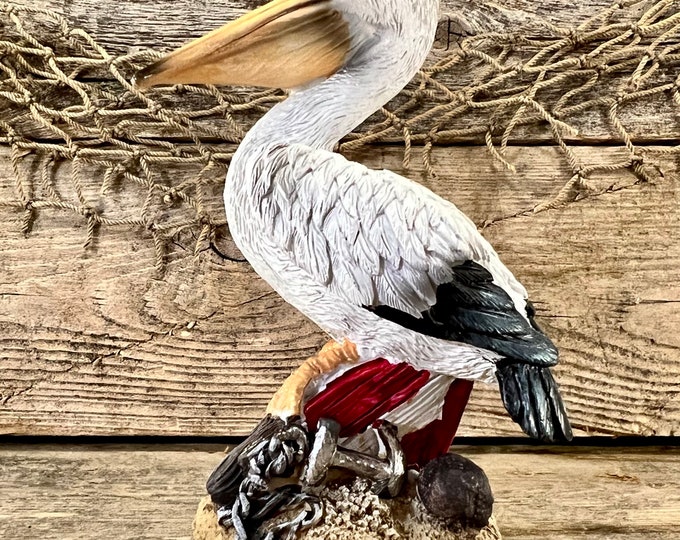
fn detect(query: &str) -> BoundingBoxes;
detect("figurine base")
[192,479,502,540]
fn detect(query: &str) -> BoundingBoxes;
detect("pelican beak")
[135,0,351,90]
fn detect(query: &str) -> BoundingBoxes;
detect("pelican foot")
[303,418,406,497]
[208,416,323,540]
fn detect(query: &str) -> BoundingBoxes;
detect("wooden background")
[1,0,679,439]
[1,1,679,538]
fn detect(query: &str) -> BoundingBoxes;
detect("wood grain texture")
[1,144,678,438]
[2,1,676,144]
[28,0,645,54]
[1,444,678,540]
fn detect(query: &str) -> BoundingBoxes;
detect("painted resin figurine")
[137,0,572,537]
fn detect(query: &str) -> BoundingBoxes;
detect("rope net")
[1,0,678,273]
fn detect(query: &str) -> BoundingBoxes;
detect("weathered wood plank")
[473,445,680,539]
[1,144,678,438]
[2,0,677,144]
[1,444,678,540]
[3,79,675,146]
[28,0,648,54]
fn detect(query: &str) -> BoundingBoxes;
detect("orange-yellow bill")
[135,0,350,90]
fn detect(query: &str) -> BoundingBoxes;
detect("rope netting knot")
[1,0,679,272]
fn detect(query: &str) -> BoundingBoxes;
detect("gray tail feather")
[496,363,573,442]
[206,415,286,505]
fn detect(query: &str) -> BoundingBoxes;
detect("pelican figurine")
[137,0,572,537]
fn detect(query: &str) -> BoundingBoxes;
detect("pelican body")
[138,0,572,535]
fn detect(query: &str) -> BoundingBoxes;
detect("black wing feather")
[496,363,573,442]
[366,260,573,442]
[369,261,558,366]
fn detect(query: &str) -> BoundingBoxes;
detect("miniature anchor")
[303,418,406,497]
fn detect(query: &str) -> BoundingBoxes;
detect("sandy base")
[193,480,502,540]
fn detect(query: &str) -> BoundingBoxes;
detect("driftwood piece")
[0,444,678,540]
[1,144,678,438]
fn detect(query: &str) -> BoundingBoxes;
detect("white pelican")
[137,0,572,536]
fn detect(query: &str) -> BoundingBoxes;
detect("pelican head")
[135,0,440,93]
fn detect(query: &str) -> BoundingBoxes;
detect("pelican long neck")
[242,5,439,150]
